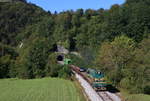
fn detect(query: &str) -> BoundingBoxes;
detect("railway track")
[98,91,114,101]
[71,65,121,101]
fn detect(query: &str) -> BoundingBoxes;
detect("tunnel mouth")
[57,55,64,61]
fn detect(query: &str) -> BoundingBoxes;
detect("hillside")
[0,0,26,2]
[1,0,150,47]
[0,1,50,46]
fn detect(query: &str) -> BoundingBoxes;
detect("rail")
[70,65,122,101]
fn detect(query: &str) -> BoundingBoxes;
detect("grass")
[0,78,85,101]
[120,88,150,101]
[125,94,150,101]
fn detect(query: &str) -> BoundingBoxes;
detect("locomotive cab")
[87,68,108,91]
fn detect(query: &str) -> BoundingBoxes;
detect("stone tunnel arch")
[56,55,64,61]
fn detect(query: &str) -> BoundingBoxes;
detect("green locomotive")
[87,68,108,91]
[62,57,109,91]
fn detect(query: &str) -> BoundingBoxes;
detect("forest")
[0,0,149,94]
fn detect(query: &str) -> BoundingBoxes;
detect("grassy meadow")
[0,78,85,101]
[125,94,150,101]
[120,89,150,101]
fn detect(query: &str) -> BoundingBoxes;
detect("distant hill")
[0,1,49,46]
[0,0,150,47]
[0,0,26,2]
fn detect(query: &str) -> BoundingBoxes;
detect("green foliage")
[16,38,53,79]
[96,35,135,71]
[68,54,88,68]
[1,0,150,48]
[129,37,150,94]
[96,36,150,94]
[58,65,71,79]
[0,55,12,78]
[45,53,62,77]
[0,43,18,78]
[0,43,18,58]
[36,17,54,37]
[0,2,48,45]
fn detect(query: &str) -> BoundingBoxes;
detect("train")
[87,68,108,91]
[70,65,109,91]
[58,57,110,91]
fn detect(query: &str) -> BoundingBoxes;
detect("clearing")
[0,78,85,101]
[120,89,150,101]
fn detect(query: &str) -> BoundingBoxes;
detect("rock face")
[70,52,81,57]
[57,45,69,54]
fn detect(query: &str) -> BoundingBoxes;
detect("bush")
[58,65,71,79]
[144,85,150,94]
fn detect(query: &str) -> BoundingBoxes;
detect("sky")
[27,0,125,13]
